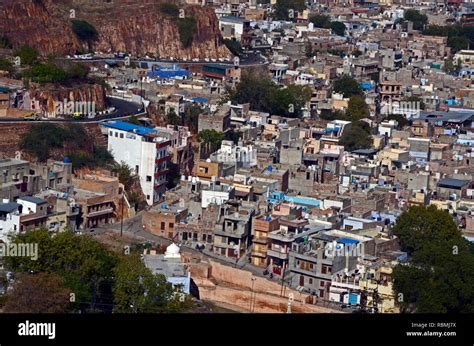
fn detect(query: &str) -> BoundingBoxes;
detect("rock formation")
[0,0,231,60]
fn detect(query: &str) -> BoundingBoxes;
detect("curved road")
[0,97,144,124]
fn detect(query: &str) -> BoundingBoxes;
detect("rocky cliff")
[0,0,230,60]
[29,82,107,113]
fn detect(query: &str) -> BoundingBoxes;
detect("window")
[321,266,327,274]
[146,195,150,200]
[320,281,325,287]
[120,133,124,138]
[169,223,174,229]
[146,176,152,182]
[309,278,313,284]
[319,289,324,298]
[115,132,118,137]
[161,222,165,230]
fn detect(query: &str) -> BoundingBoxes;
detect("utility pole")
[280,262,287,296]
[249,277,256,313]
[120,192,124,237]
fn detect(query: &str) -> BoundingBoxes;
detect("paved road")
[67,52,267,67]
[0,97,144,124]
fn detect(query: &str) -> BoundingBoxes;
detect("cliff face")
[0,0,230,60]
[29,82,107,113]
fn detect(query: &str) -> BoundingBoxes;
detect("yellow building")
[359,263,399,313]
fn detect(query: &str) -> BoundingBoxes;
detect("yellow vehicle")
[23,113,40,121]
[71,112,82,119]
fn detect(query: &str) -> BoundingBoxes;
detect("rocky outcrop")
[28,82,107,113]
[0,123,103,162]
[0,0,231,60]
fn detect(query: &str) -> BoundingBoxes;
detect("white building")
[102,121,172,205]
[210,140,258,169]
[0,201,21,242]
[201,184,235,208]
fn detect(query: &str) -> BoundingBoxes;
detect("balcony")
[87,208,114,218]
[267,248,289,260]
[253,236,268,244]
[331,277,360,289]
[251,250,267,258]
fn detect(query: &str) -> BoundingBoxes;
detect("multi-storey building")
[102,121,172,205]
[251,213,280,267]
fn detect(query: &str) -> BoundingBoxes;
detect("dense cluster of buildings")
[0,0,473,313]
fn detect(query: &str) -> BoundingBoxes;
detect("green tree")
[5,230,117,312]
[444,57,461,74]
[228,69,311,117]
[198,129,224,149]
[392,205,460,256]
[71,19,98,42]
[166,110,180,126]
[14,45,39,66]
[340,120,372,151]
[159,3,180,17]
[309,14,331,28]
[346,95,369,121]
[448,36,469,52]
[392,206,474,313]
[330,21,346,36]
[224,39,244,57]
[113,254,178,313]
[273,0,306,21]
[20,123,68,161]
[112,161,133,190]
[0,58,13,73]
[3,273,72,313]
[333,75,362,97]
[177,17,196,48]
[403,9,428,31]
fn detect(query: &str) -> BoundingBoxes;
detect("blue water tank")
[63,156,71,163]
[267,165,273,172]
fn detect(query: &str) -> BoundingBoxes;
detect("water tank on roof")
[267,165,273,172]
[63,157,71,163]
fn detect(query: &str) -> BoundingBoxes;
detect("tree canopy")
[71,19,99,42]
[273,0,306,21]
[14,45,39,66]
[198,129,224,149]
[3,273,72,313]
[339,120,372,151]
[346,95,369,121]
[4,229,193,313]
[403,9,428,31]
[392,205,474,313]
[333,75,363,98]
[228,69,311,117]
